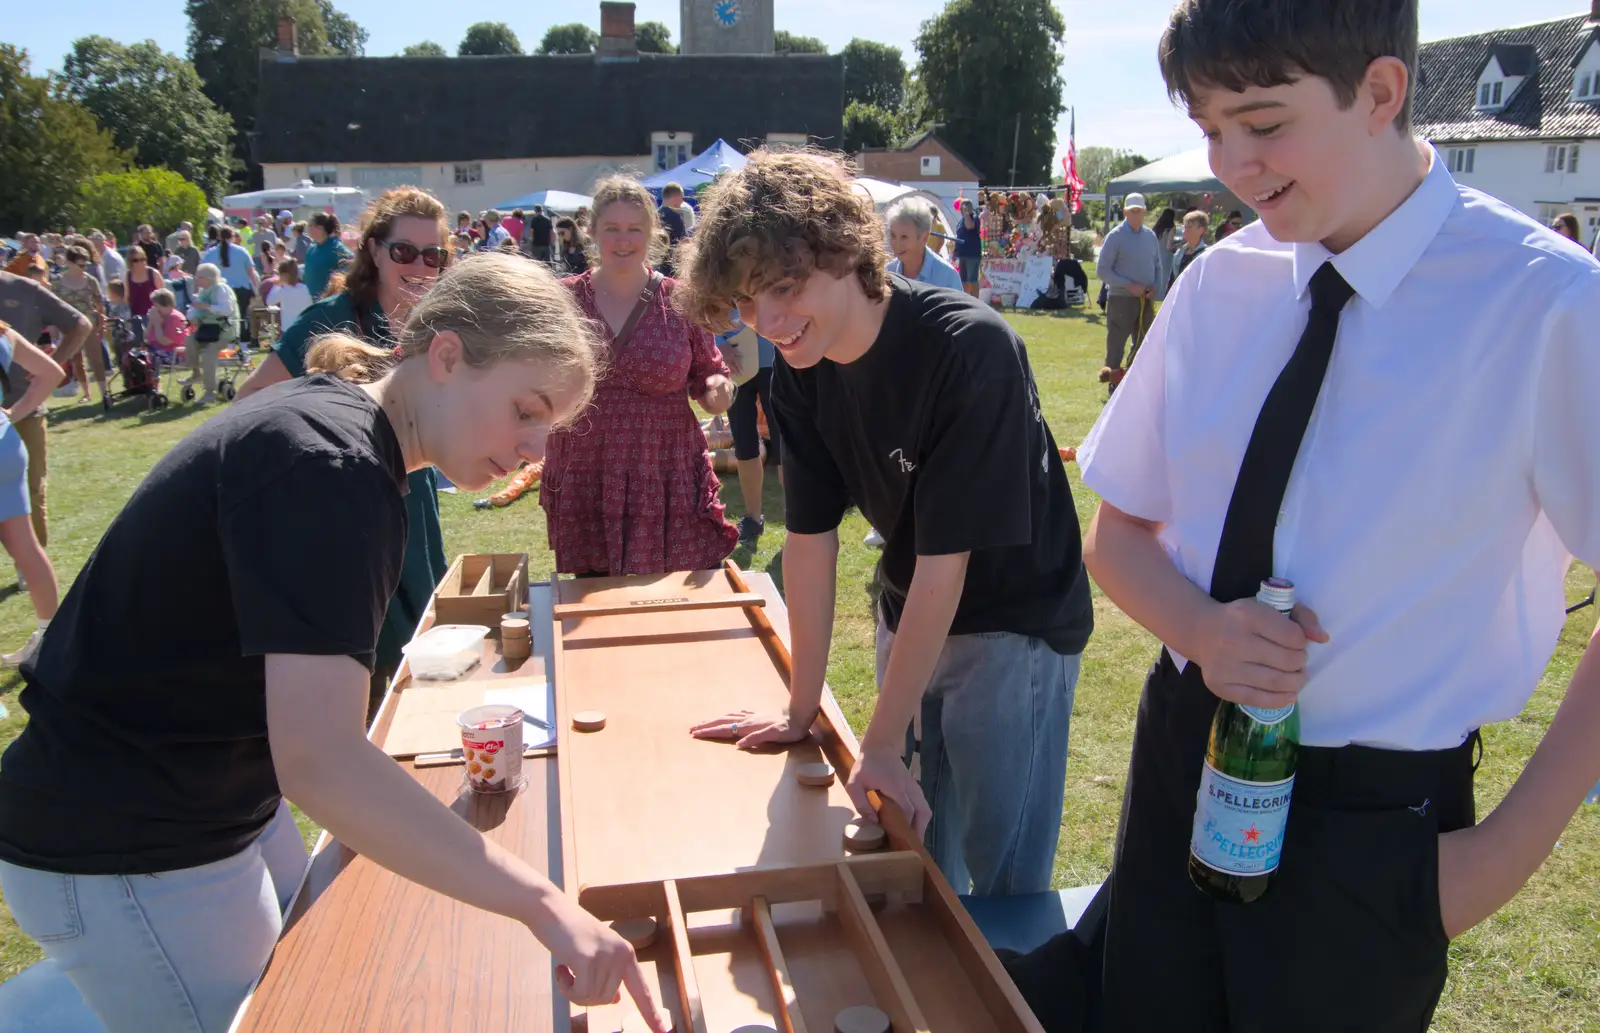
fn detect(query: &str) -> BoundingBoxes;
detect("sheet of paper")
[484,679,555,750]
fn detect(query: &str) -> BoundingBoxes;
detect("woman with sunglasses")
[236,187,454,710]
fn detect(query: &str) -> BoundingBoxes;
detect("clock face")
[713,0,741,27]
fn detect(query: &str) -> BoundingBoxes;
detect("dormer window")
[1474,44,1534,113]
[1573,35,1600,103]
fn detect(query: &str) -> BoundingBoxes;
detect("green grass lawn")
[1,281,1596,1031]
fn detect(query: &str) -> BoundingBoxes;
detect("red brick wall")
[859,138,979,181]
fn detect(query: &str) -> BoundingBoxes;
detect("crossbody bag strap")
[609,271,662,352]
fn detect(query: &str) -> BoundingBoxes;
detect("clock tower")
[680,0,775,55]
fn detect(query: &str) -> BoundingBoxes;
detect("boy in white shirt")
[1059,1,1600,1030]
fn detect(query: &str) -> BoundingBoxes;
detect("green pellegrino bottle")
[1189,577,1299,903]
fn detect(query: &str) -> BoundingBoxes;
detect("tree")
[841,39,905,111]
[1076,146,1150,194]
[70,167,210,242]
[636,21,676,54]
[60,36,235,203]
[913,0,1066,183]
[843,101,897,153]
[774,30,828,55]
[186,0,367,186]
[0,46,125,232]
[462,22,524,56]
[537,23,595,55]
[401,41,448,58]
[318,0,369,56]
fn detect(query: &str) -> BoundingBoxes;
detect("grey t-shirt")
[0,270,86,412]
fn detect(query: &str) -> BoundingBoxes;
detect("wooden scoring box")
[434,552,529,627]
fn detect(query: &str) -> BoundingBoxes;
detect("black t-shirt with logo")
[770,275,1093,655]
[0,375,408,874]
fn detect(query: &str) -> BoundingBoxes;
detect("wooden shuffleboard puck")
[834,1005,891,1033]
[843,819,886,852]
[795,761,835,787]
[610,917,658,949]
[572,710,607,732]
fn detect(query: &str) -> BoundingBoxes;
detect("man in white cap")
[1096,192,1164,394]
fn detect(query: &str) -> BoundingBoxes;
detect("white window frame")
[1579,72,1593,99]
[1570,145,1580,173]
[1547,145,1558,173]
[453,162,483,186]
[1491,81,1502,105]
[651,132,692,173]
[1448,148,1475,174]
[920,155,942,176]
[1479,83,1492,106]
[307,164,338,186]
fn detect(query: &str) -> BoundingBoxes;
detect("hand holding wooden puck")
[572,710,607,732]
[794,761,835,787]
[834,1005,891,1033]
[843,819,886,852]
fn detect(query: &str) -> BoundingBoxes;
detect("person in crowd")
[0,320,66,665]
[253,239,275,280]
[1216,208,1245,239]
[164,255,198,314]
[267,260,313,334]
[303,212,354,300]
[49,244,111,410]
[656,182,690,277]
[252,215,278,252]
[574,205,591,238]
[680,149,1094,899]
[103,281,132,379]
[540,175,737,577]
[1170,208,1212,285]
[146,287,188,374]
[172,229,202,275]
[134,224,164,269]
[89,230,125,286]
[953,198,983,297]
[277,210,294,242]
[4,234,44,276]
[885,198,964,292]
[1097,192,1164,395]
[453,232,475,257]
[529,205,555,263]
[556,217,588,275]
[184,263,239,405]
[0,265,92,567]
[456,210,474,244]
[124,246,165,350]
[503,208,527,250]
[718,308,780,548]
[1151,207,1180,299]
[201,227,260,346]
[164,220,194,254]
[0,255,673,1033]
[482,209,512,249]
[1550,212,1582,243]
[289,221,311,262]
[236,188,454,710]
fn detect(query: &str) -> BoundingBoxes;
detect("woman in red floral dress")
[541,177,739,575]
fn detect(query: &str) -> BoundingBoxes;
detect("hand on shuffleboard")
[848,748,933,837]
[544,894,672,1032]
[689,707,812,749]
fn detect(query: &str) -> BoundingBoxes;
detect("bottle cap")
[1257,578,1295,613]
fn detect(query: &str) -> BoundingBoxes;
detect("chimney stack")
[598,2,638,58]
[276,16,299,56]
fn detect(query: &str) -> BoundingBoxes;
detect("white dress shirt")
[1079,148,1600,751]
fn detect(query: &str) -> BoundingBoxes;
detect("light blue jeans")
[0,800,307,1033]
[876,611,1080,896]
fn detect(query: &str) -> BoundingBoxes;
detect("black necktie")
[1209,261,1356,604]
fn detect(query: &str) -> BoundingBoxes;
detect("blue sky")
[8,1,1589,164]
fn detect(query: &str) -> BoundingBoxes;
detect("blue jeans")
[876,611,1080,896]
[0,800,307,1033]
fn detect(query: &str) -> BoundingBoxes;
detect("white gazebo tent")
[1104,148,1243,227]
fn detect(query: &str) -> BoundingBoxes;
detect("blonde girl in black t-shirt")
[0,255,671,1033]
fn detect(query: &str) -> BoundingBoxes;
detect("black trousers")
[1098,652,1478,1033]
[728,367,779,463]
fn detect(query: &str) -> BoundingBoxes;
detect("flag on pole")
[1066,107,1085,213]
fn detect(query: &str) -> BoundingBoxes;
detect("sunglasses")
[382,241,450,269]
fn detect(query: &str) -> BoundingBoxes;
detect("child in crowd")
[266,260,312,336]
